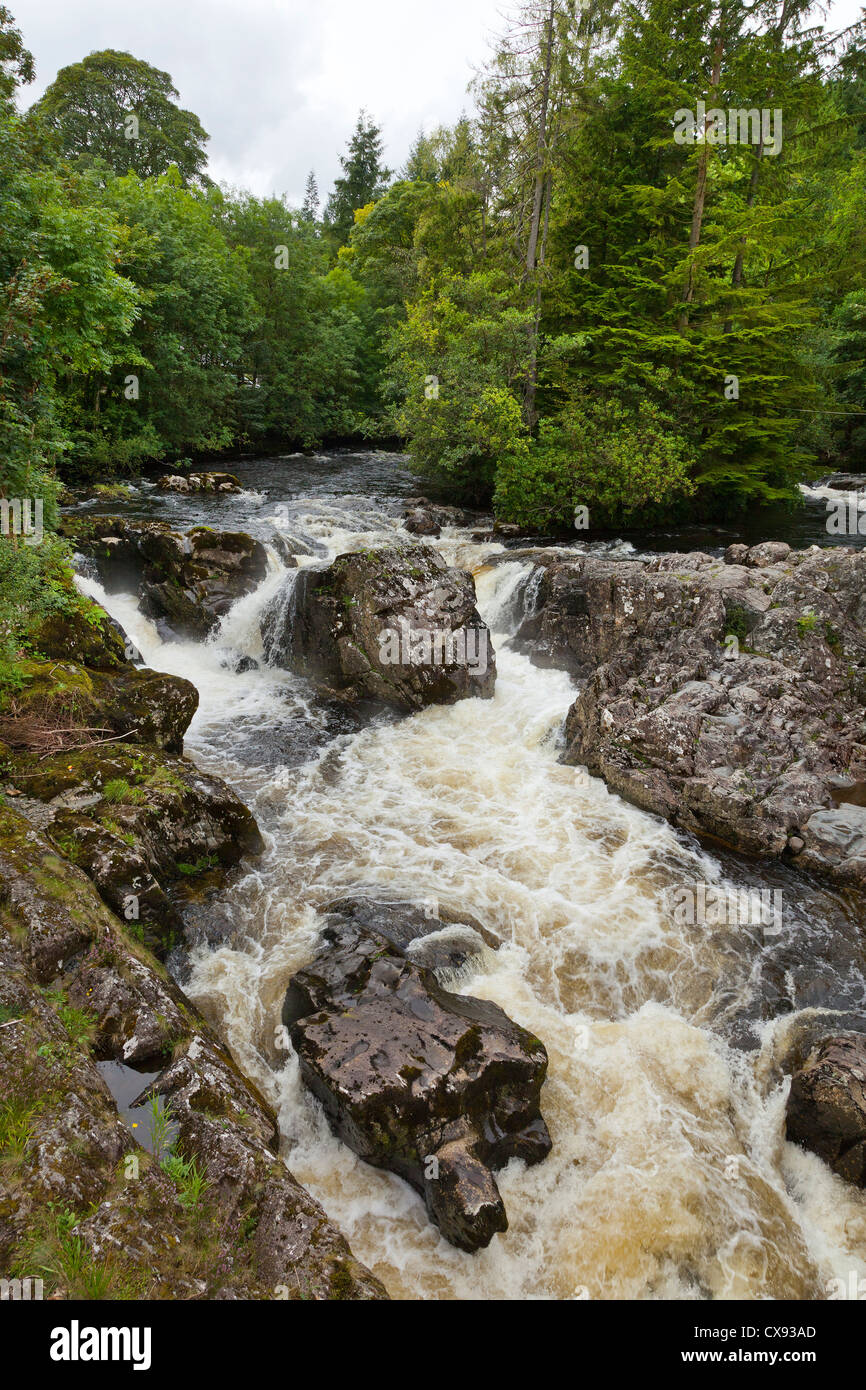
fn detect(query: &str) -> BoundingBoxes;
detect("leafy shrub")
[494,392,697,531]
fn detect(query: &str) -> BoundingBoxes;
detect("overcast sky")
[9,0,865,207]
[10,0,508,204]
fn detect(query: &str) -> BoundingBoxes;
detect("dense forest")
[2,0,866,536]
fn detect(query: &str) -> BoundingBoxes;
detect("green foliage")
[43,988,96,1051]
[2,1,866,522]
[495,391,696,530]
[0,534,76,692]
[324,111,391,247]
[176,855,218,876]
[0,5,33,102]
[161,1150,208,1210]
[102,778,145,804]
[391,271,533,503]
[0,1097,36,1161]
[32,49,209,184]
[797,611,818,637]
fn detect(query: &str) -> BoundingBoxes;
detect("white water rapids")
[75,491,866,1301]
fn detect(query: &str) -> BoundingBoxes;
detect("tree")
[32,50,209,184]
[301,169,320,222]
[473,0,618,425]
[390,271,533,504]
[87,172,252,465]
[0,4,33,102]
[324,111,391,246]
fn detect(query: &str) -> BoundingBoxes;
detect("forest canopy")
[1,0,865,528]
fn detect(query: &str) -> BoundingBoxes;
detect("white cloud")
[10,0,506,204]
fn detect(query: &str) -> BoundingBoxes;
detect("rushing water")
[74,452,866,1300]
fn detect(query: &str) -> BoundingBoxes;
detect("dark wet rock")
[725,543,751,566]
[58,482,137,507]
[261,545,496,712]
[138,527,269,639]
[786,1034,866,1186]
[14,741,261,890]
[269,533,300,567]
[157,471,242,493]
[323,894,500,975]
[0,806,386,1298]
[60,516,269,639]
[95,668,199,752]
[31,601,131,672]
[283,915,550,1252]
[49,811,183,949]
[402,498,482,532]
[58,515,173,594]
[404,507,441,536]
[5,736,263,959]
[232,655,260,674]
[509,546,866,886]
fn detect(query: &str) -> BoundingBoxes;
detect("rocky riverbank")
[0,571,386,1298]
[501,540,866,890]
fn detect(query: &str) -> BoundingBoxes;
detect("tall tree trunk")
[678,33,724,333]
[524,1,558,427]
[723,137,764,333]
[723,0,793,331]
[525,0,557,280]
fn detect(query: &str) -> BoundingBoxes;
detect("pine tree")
[301,169,320,222]
[324,111,391,246]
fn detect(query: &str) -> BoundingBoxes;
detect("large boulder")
[506,545,866,885]
[137,527,269,639]
[262,545,496,711]
[401,499,483,537]
[0,659,197,755]
[7,742,263,954]
[59,516,172,594]
[60,516,269,639]
[283,907,550,1252]
[786,1034,866,1186]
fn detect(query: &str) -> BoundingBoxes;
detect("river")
[72,450,866,1300]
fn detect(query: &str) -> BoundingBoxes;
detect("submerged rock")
[786,1034,866,1186]
[510,545,866,886]
[283,909,550,1252]
[262,544,496,711]
[322,894,500,975]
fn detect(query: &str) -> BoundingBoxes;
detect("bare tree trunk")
[678,33,724,333]
[523,1,558,426]
[525,0,557,280]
